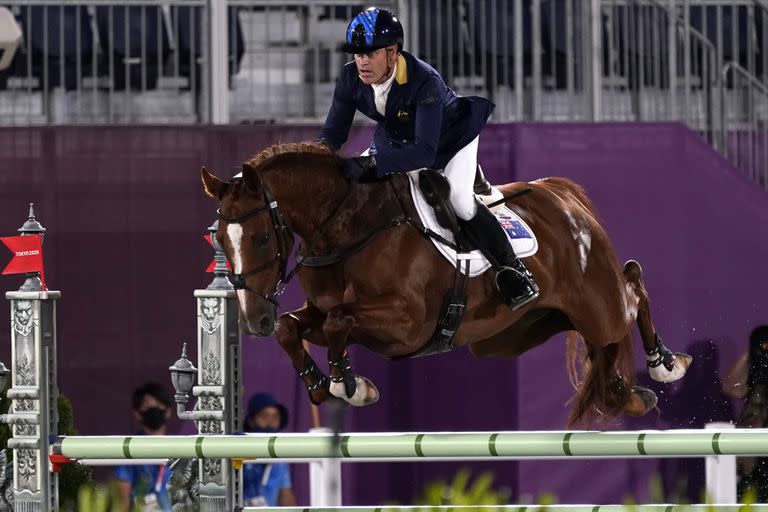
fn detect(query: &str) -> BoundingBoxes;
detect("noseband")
[217,182,294,308]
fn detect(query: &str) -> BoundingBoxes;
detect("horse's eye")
[252,233,270,248]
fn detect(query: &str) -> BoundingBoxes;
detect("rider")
[317,7,538,310]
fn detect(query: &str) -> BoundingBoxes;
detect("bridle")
[217,182,294,308]
[216,178,355,309]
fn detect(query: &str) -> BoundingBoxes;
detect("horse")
[201,142,691,424]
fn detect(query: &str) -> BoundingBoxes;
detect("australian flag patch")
[496,210,533,240]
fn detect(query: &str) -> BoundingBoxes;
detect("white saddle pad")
[408,172,538,277]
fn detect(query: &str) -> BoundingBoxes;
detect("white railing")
[1,0,767,188]
[720,60,768,189]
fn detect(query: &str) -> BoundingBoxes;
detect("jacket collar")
[395,54,407,85]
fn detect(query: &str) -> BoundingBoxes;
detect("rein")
[218,174,467,305]
[298,179,431,266]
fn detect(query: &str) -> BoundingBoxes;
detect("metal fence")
[0,0,767,187]
[720,61,768,188]
[226,1,405,123]
[0,0,763,124]
[0,0,403,124]
[0,0,207,124]
[605,0,719,142]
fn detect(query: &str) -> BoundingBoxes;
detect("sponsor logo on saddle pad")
[408,174,538,278]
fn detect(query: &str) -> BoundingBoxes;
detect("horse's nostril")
[259,314,274,334]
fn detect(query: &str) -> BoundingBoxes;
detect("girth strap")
[394,256,470,359]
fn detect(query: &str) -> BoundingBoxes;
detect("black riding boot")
[463,202,540,310]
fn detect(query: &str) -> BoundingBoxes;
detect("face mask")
[140,407,167,431]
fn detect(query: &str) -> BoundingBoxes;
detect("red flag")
[1,235,46,289]
[204,234,231,272]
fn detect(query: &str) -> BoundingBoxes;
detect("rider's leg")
[443,137,539,310]
[464,201,540,309]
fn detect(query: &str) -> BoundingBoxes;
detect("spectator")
[114,382,173,511]
[725,326,768,501]
[242,392,297,506]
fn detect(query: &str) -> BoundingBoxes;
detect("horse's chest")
[313,294,344,313]
[302,281,355,312]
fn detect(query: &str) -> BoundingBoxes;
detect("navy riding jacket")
[319,51,494,174]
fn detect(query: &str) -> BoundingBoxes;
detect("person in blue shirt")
[114,382,173,511]
[317,7,539,310]
[242,392,296,507]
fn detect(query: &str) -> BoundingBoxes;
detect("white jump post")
[308,427,342,506]
[705,422,737,503]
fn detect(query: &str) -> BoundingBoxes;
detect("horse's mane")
[244,142,334,172]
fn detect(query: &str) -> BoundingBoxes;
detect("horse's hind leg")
[624,260,692,383]
[572,338,658,423]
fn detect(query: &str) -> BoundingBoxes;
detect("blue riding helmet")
[340,7,404,54]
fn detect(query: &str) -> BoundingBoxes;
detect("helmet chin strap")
[374,66,391,84]
[373,54,396,84]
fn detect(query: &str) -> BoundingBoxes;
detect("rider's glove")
[315,137,336,153]
[343,155,378,182]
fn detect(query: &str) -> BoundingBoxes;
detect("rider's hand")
[315,137,336,153]
[343,156,378,182]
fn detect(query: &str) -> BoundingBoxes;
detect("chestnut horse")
[202,142,691,424]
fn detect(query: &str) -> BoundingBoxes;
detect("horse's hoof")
[359,376,380,405]
[649,352,692,383]
[623,260,643,281]
[329,375,379,406]
[624,386,658,416]
[348,376,379,406]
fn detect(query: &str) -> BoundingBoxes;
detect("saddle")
[418,164,492,245]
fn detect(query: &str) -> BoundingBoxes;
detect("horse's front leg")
[323,306,385,407]
[276,303,332,405]
[323,294,418,406]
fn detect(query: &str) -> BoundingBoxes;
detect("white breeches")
[363,136,480,221]
[442,136,479,220]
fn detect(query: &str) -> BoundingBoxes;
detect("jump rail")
[52,429,768,461]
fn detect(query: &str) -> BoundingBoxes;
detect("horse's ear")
[201,167,227,199]
[241,163,261,194]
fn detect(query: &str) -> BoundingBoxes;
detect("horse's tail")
[566,331,636,426]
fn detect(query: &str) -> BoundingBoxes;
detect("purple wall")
[0,123,765,505]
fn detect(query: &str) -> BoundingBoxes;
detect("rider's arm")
[374,77,443,174]
[318,65,357,151]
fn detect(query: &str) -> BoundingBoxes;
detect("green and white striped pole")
[52,429,768,460]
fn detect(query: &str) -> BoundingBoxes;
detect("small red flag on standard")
[1,235,43,275]
[204,234,231,272]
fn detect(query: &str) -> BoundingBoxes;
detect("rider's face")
[354,45,397,85]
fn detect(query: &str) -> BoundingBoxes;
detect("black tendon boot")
[463,202,540,310]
